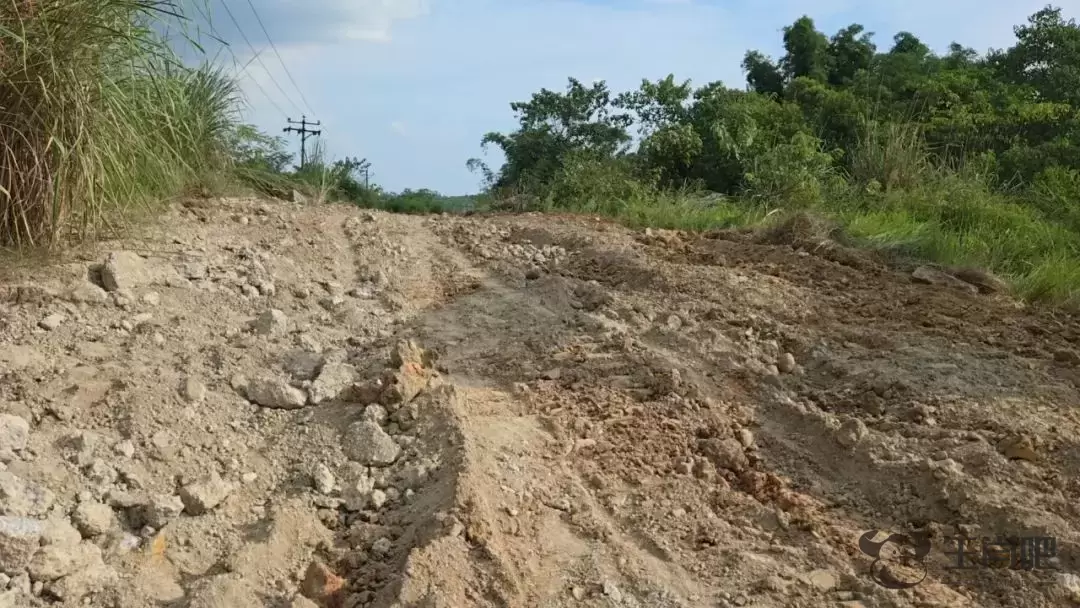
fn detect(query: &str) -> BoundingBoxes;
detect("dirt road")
[0,197,1078,607]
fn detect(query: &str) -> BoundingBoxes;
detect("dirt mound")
[0,198,1078,607]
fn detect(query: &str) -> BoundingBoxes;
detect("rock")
[113,440,135,458]
[150,430,176,461]
[179,472,234,515]
[140,494,184,529]
[318,296,345,311]
[380,340,433,405]
[737,428,755,448]
[370,489,388,510]
[101,252,156,292]
[283,350,325,381]
[82,459,116,487]
[1057,572,1080,598]
[230,374,249,393]
[911,266,978,294]
[291,596,320,608]
[181,261,208,280]
[186,574,261,608]
[250,309,289,336]
[363,404,388,425]
[371,537,392,556]
[106,490,143,509]
[930,458,964,480]
[10,573,30,595]
[72,502,115,537]
[312,464,335,495]
[571,586,586,600]
[804,569,837,592]
[0,415,29,455]
[836,418,868,448]
[999,435,1038,462]
[952,266,1009,294]
[41,518,82,547]
[602,581,623,602]
[309,362,356,405]
[244,377,308,409]
[699,438,748,472]
[0,472,54,517]
[344,420,401,466]
[39,313,66,331]
[525,268,542,280]
[29,542,101,581]
[300,561,345,606]
[112,289,135,307]
[181,376,207,403]
[0,517,45,571]
[777,352,796,374]
[45,554,116,601]
[540,368,562,381]
[66,282,109,305]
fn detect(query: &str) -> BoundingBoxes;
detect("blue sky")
[191,0,1076,195]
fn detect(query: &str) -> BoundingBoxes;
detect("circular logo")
[858,530,930,590]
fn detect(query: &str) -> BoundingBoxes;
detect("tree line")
[468,5,1080,226]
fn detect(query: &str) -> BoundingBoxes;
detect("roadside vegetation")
[468,6,1080,306]
[0,0,459,253]
[5,2,1079,306]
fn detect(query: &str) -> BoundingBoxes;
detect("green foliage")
[781,16,831,83]
[374,189,477,214]
[0,0,242,247]
[474,5,1080,306]
[228,124,293,173]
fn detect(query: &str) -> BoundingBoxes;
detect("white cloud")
[330,0,430,42]
[219,0,1080,196]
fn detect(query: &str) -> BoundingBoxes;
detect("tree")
[827,24,876,86]
[997,6,1080,105]
[616,74,694,133]
[742,51,785,97]
[478,78,632,191]
[781,16,830,82]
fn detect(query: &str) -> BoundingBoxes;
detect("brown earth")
[0,197,1078,608]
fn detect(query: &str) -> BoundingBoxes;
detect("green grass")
[0,0,239,248]
[533,173,1080,307]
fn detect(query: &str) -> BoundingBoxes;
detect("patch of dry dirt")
[0,199,1078,608]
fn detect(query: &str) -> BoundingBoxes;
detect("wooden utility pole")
[283,116,321,169]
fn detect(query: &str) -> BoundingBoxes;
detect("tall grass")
[849,118,931,191]
[0,0,239,248]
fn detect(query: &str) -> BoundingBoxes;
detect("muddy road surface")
[0,197,1078,607]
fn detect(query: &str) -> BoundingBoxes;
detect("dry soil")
[0,197,1078,608]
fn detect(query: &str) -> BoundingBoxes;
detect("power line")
[186,3,291,120]
[217,0,305,117]
[240,0,318,117]
[233,54,291,119]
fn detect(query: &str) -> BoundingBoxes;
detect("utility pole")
[283,116,321,169]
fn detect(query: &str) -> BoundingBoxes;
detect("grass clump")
[0,0,242,248]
